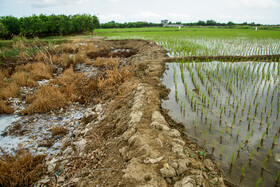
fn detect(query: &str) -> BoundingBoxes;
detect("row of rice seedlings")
[158,37,280,57]
[171,60,279,186]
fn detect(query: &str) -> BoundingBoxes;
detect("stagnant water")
[161,61,279,187]
[0,115,27,152]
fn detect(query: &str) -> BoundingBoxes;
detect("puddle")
[0,115,27,152]
[0,102,94,157]
[161,61,280,187]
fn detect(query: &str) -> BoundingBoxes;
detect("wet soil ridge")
[119,84,227,186]
[166,54,280,62]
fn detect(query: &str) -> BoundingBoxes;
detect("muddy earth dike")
[33,39,234,186]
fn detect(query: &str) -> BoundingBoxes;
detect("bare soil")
[46,39,235,187]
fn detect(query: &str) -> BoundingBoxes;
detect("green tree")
[0,16,20,35]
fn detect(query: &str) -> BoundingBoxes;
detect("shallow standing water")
[161,61,280,187]
[0,115,27,151]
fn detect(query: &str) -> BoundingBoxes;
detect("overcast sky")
[0,0,279,24]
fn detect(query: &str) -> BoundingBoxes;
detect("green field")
[96,27,280,57]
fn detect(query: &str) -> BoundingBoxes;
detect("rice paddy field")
[98,27,280,186]
[97,27,280,57]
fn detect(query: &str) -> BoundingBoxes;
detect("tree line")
[99,20,265,29]
[100,21,163,28]
[0,14,99,39]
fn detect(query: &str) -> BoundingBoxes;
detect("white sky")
[0,0,279,24]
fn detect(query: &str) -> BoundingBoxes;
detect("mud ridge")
[71,39,234,186]
[165,54,280,62]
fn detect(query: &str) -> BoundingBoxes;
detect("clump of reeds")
[0,148,45,187]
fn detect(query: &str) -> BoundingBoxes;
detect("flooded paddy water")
[161,61,280,186]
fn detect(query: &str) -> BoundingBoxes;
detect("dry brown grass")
[51,68,85,101]
[23,85,67,114]
[0,100,13,114]
[93,57,119,69]
[97,66,133,95]
[51,126,68,136]
[74,51,87,64]
[0,149,45,187]
[35,52,47,62]
[0,83,20,100]
[18,51,29,61]
[15,62,53,81]
[0,70,5,88]
[12,40,26,50]
[11,72,37,87]
[58,43,79,53]
[85,58,92,65]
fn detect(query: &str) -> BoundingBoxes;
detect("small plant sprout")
[261,132,266,145]
[204,129,208,145]
[248,117,252,126]
[257,139,262,151]
[231,118,235,129]
[220,129,224,143]
[230,151,235,166]
[241,165,245,177]
[238,142,242,153]
[255,177,262,187]
[266,122,271,134]
[268,148,273,158]
[249,149,256,162]
[219,145,224,158]
[212,139,216,150]
[276,170,280,184]
[262,157,269,170]
[245,131,252,144]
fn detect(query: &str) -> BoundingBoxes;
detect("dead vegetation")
[11,71,37,87]
[51,126,68,136]
[0,149,45,187]
[0,100,13,114]
[23,85,67,114]
[1,39,136,115]
[0,82,20,100]
[15,62,53,81]
[51,67,85,101]
[93,57,119,69]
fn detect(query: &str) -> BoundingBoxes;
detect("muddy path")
[33,39,235,187]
